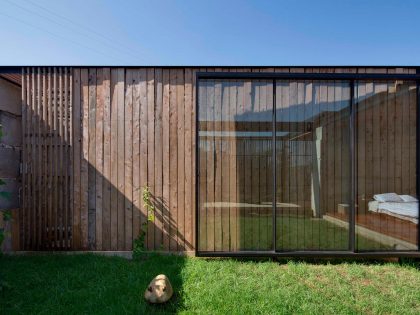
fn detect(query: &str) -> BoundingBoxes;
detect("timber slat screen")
[21,67,72,250]
[19,67,420,255]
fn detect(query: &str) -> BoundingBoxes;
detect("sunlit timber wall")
[19,67,418,252]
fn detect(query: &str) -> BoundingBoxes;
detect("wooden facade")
[15,67,418,253]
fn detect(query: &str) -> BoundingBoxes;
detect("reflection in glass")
[197,78,419,253]
[198,79,273,251]
[275,80,351,251]
[355,80,418,251]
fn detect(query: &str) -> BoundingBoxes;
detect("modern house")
[0,66,419,257]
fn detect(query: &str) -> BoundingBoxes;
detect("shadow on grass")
[0,253,187,314]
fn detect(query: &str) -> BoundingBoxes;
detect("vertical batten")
[72,68,81,249]
[184,68,193,251]
[102,68,111,250]
[109,69,119,250]
[124,69,133,250]
[139,69,148,248]
[169,69,178,251]
[191,68,199,251]
[29,68,33,249]
[87,68,97,249]
[68,68,73,249]
[177,69,185,251]
[154,68,163,249]
[36,67,41,249]
[41,68,47,248]
[80,69,89,249]
[63,68,69,248]
[46,68,52,248]
[162,69,170,251]
[116,68,125,249]
[21,68,27,250]
[95,68,104,250]
[132,69,141,244]
[147,68,155,250]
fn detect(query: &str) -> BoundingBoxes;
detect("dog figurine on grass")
[144,274,173,304]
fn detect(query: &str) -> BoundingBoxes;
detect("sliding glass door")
[275,80,351,251]
[198,79,274,252]
[355,80,418,251]
[197,76,418,254]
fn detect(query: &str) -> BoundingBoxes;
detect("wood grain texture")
[64,68,69,248]
[95,69,104,250]
[154,68,164,249]
[169,69,178,251]
[184,68,193,251]
[162,69,170,251]
[68,69,74,250]
[36,67,41,249]
[21,68,27,250]
[80,69,89,249]
[124,69,133,250]
[102,68,111,250]
[132,70,141,243]
[147,68,155,250]
[72,68,81,249]
[139,69,148,248]
[87,68,97,250]
[117,68,125,250]
[41,68,47,249]
[109,69,119,250]
[177,69,185,251]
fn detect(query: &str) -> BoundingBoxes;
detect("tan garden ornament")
[144,274,173,304]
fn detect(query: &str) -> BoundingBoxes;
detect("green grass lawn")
[1,254,419,314]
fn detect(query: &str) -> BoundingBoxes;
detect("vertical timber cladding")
[21,66,418,253]
[22,67,196,251]
[72,68,196,251]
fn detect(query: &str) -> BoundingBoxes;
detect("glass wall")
[198,77,418,253]
[275,80,351,251]
[198,79,274,252]
[355,80,418,251]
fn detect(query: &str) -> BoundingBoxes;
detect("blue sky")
[0,0,419,65]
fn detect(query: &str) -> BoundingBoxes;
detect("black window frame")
[196,71,420,258]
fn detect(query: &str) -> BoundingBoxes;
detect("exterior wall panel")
[17,67,419,253]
